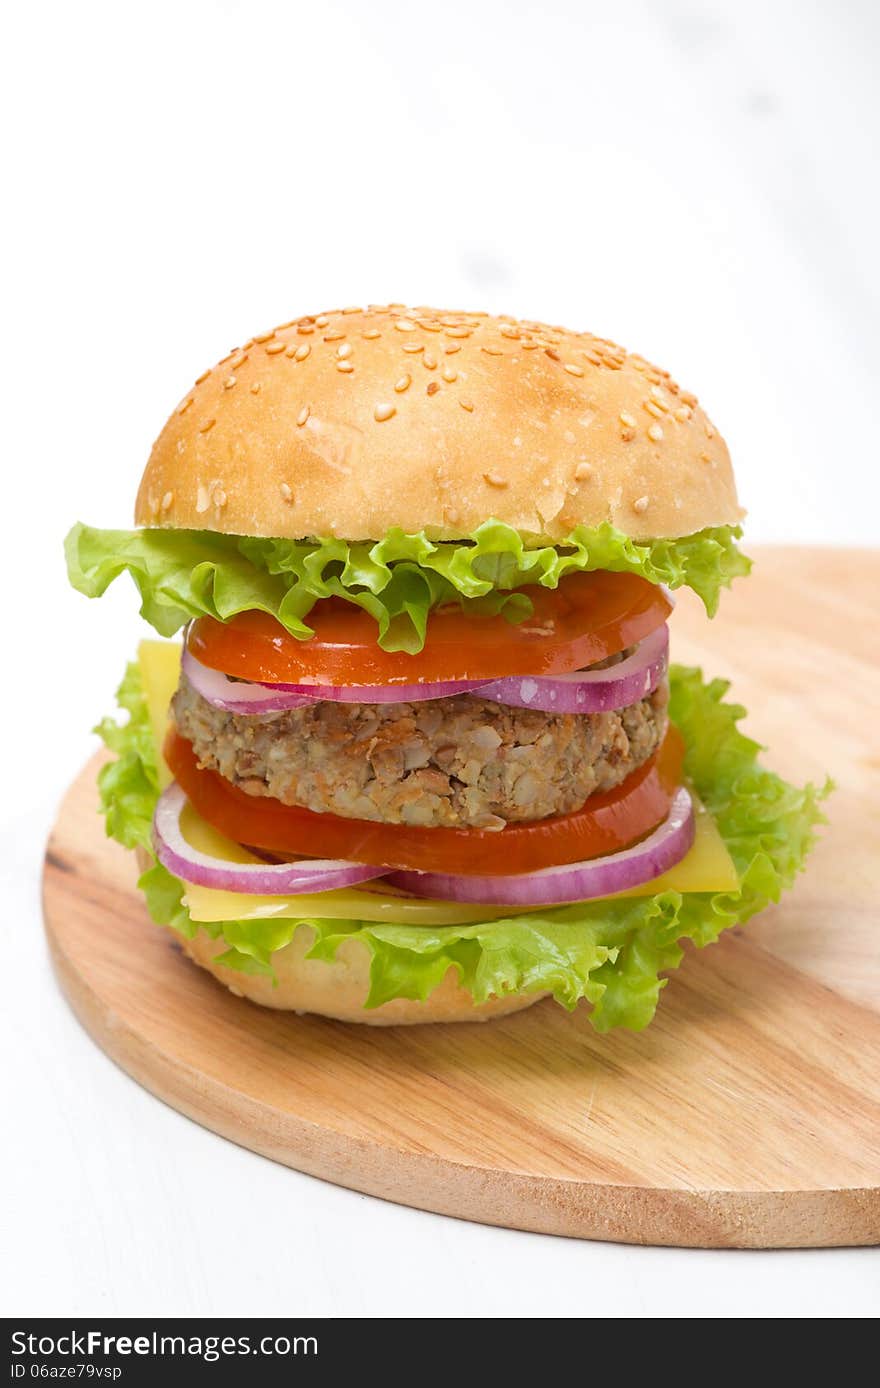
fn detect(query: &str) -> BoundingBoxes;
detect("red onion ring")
[180,646,316,713]
[153,782,388,893]
[475,625,669,714]
[266,675,492,703]
[181,646,489,710]
[385,786,694,906]
[182,625,668,717]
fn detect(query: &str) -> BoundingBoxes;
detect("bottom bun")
[180,926,544,1025]
[136,849,543,1024]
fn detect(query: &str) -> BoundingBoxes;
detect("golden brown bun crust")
[181,923,544,1025]
[135,305,742,542]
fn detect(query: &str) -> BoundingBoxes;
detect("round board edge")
[42,753,880,1251]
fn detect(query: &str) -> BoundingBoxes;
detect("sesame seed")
[161,490,174,511]
[484,470,509,488]
[342,306,362,315]
[633,495,649,514]
[619,411,636,427]
[394,374,411,393]
[195,369,211,384]
[291,344,310,362]
[224,375,237,389]
[426,381,440,396]
[199,417,216,433]
[481,345,503,356]
[336,360,354,373]
[402,342,424,354]
[394,319,417,332]
[564,363,584,377]
[574,462,592,480]
[323,330,345,342]
[230,353,248,370]
[250,382,261,394]
[647,423,664,442]
[422,353,438,369]
[374,402,396,422]
[441,366,457,383]
[644,400,666,418]
[420,320,442,332]
[178,398,193,415]
[545,348,561,361]
[297,325,314,335]
[315,315,330,328]
[337,342,353,359]
[297,405,310,426]
[673,405,692,422]
[362,330,381,340]
[254,331,275,344]
[214,488,227,508]
[499,325,520,339]
[445,326,471,338]
[521,340,539,350]
[265,341,286,355]
[650,385,667,402]
[444,343,461,354]
[705,424,715,439]
[459,398,474,412]
[280,482,293,501]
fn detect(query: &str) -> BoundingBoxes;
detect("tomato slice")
[187,571,672,686]
[164,725,684,876]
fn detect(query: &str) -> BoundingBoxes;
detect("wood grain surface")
[43,547,880,1248]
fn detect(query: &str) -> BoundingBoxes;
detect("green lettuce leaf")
[93,662,158,852]
[94,658,828,1031]
[67,519,750,653]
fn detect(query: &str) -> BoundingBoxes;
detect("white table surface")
[3,0,879,1317]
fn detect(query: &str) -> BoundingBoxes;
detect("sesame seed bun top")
[135,305,743,542]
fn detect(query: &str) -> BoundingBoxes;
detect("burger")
[65,305,826,1028]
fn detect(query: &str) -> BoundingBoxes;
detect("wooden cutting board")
[43,547,880,1248]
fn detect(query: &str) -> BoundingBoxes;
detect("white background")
[3,0,879,1318]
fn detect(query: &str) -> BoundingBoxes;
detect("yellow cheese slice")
[138,638,739,927]
[179,793,738,925]
[139,638,182,790]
